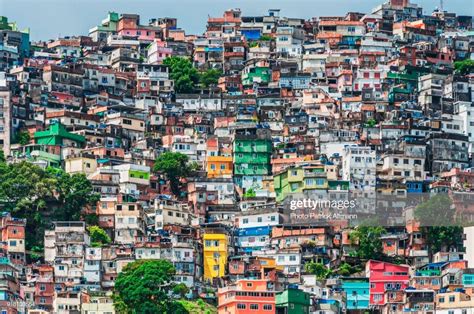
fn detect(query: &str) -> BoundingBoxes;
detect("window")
[289,255,297,261]
[250,304,259,310]
[373,294,383,302]
[247,282,253,287]
[237,304,246,310]
[263,304,273,311]
[243,218,249,224]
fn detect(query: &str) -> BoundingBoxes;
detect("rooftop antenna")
[440,0,444,11]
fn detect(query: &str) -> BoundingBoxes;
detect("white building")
[0,73,11,156]
[342,146,376,193]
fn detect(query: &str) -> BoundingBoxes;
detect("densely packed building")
[0,0,474,312]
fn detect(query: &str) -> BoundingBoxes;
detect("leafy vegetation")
[415,194,463,254]
[350,225,386,260]
[305,261,332,279]
[454,59,474,75]
[113,259,188,314]
[88,226,111,247]
[164,56,224,91]
[163,56,199,93]
[153,152,194,196]
[336,262,362,276]
[16,131,31,145]
[178,299,216,314]
[199,68,222,88]
[173,283,190,298]
[0,161,99,250]
[259,35,273,41]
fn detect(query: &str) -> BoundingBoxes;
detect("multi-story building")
[233,127,272,192]
[0,75,11,156]
[0,213,26,266]
[341,277,370,311]
[44,222,89,287]
[203,226,229,282]
[342,146,376,195]
[366,260,410,307]
[217,279,276,314]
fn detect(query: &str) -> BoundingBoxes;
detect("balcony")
[304,171,327,178]
[410,250,428,257]
[224,51,245,58]
[386,290,405,303]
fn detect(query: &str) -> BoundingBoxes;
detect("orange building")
[206,156,233,178]
[0,213,26,265]
[218,279,276,314]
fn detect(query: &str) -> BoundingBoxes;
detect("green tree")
[366,119,377,127]
[114,259,188,314]
[88,226,111,247]
[415,194,463,253]
[153,152,193,196]
[0,162,57,248]
[415,194,454,227]
[423,226,464,254]
[199,69,222,88]
[49,168,100,221]
[16,131,31,145]
[163,56,199,93]
[336,262,361,276]
[173,283,190,298]
[0,162,99,249]
[454,59,474,75]
[350,225,386,260]
[305,261,332,280]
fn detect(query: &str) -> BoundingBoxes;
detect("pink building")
[366,260,410,306]
[117,14,161,42]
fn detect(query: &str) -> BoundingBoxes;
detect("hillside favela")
[0,0,474,313]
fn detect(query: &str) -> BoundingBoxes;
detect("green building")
[88,12,119,41]
[274,163,349,202]
[12,145,62,168]
[233,127,272,190]
[242,66,271,86]
[276,288,311,314]
[34,122,86,147]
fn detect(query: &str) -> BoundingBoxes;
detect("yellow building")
[206,156,233,178]
[203,231,228,281]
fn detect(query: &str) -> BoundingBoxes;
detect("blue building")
[341,277,370,310]
[235,226,271,254]
[279,72,312,89]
